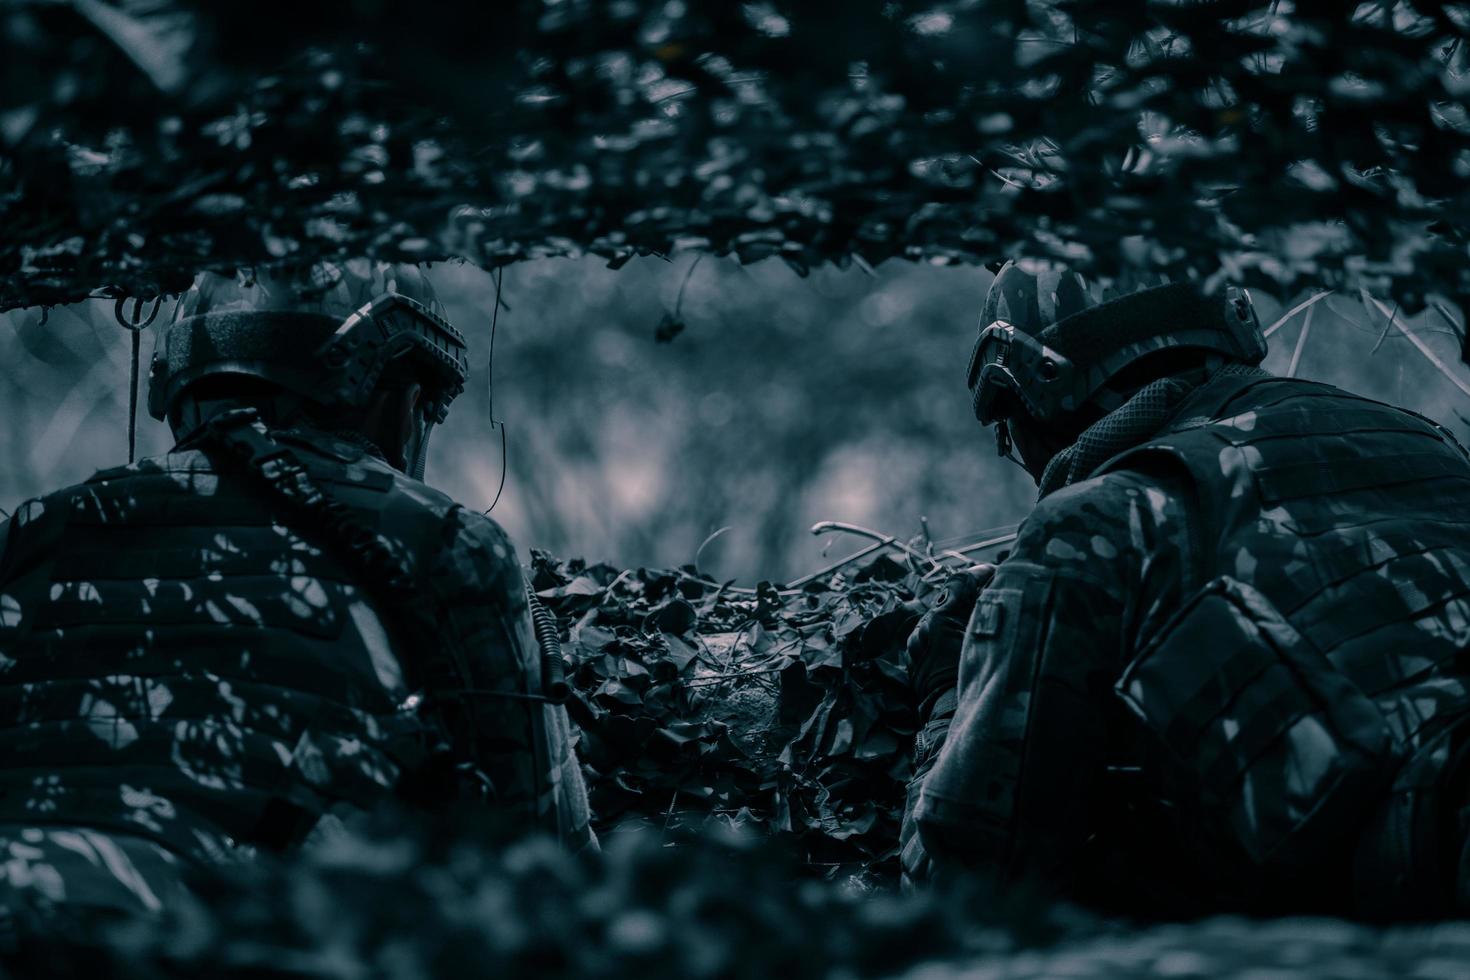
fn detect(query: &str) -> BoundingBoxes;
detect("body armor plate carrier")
[0,415,564,869]
[1103,372,1470,917]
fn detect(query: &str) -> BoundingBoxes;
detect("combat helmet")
[966,260,1266,455]
[149,260,469,476]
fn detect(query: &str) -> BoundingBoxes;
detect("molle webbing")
[1101,377,1470,914]
[197,411,567,766]
[1108,376,1470,694]
[1256,452,1469,503]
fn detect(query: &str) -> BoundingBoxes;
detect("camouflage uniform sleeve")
[901,470,1192,885]
[428,507,596,853]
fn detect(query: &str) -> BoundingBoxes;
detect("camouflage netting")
[2,1,1469,366]
[529,549,928,881]
[5,550,1470,979]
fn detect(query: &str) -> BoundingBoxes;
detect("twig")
[603,568,635,595]
[693,526,731,570]
[669,521,1016,598]
[685,631,806,691]
[1262,290,1333,339]
[948,531,1021,555]
[675,570,794,597]
[1363,293,1470,398]
[782,540,889,590]
[1364,288,1397,356]
[686,662,792,686]
[808,521,945,574]
[673,254,704,319]
[691,634,728,672]
[736,637,803,675]
[988,168,1027,190]
[931,523,1021,549]
[1285,299,1316,378]
[1433,301,1463,340]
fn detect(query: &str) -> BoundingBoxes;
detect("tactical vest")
[1102,373,1470,917]
[0,423,543,866]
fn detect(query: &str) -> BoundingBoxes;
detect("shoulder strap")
[196,411,489,775]
[201,409,420,597]
[197,408,564,705]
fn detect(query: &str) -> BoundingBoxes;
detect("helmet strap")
[994,419,1032,473]
[408,419,434,480]
[995,418,1013,458]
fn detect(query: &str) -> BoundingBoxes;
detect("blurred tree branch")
[3,1,1470,364]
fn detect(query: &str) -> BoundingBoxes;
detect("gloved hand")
[905,564,997,714]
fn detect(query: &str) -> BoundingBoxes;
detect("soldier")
[0,261,593,924]
[902,261,1470,919]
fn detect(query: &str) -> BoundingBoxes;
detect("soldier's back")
[1104,373,1470,913]
[0,422,556,919]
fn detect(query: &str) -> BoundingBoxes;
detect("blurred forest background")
[9,0,1470,581]
[10,1,1470,975]
[3,259,1466,582]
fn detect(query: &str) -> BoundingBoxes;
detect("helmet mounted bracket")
[319,291,470,427]
[967,322,1081,432]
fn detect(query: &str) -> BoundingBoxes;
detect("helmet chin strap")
[408,419,434,480]
[993,417,1031,473]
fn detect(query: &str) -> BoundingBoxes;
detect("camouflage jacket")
[902,370,1470,917]
[0,419,592,916]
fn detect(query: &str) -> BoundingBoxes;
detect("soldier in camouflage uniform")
[0,261,593,924]
[902,261,1470,919]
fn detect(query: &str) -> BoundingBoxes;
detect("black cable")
[128,328,141,464]
[527,590,569,704]
[487,425,508,514]
[486,266,509,514]
[487,265,503,421]
[113,296,161,465]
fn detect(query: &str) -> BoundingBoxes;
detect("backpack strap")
[195,410,481,792]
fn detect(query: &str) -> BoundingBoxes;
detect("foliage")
[531,548,937,884]
[14,817,1470,979]
[4,1,1470,365]
[12,551,1470,980]
[0,550,1067,980]
[1,821,1055,980]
